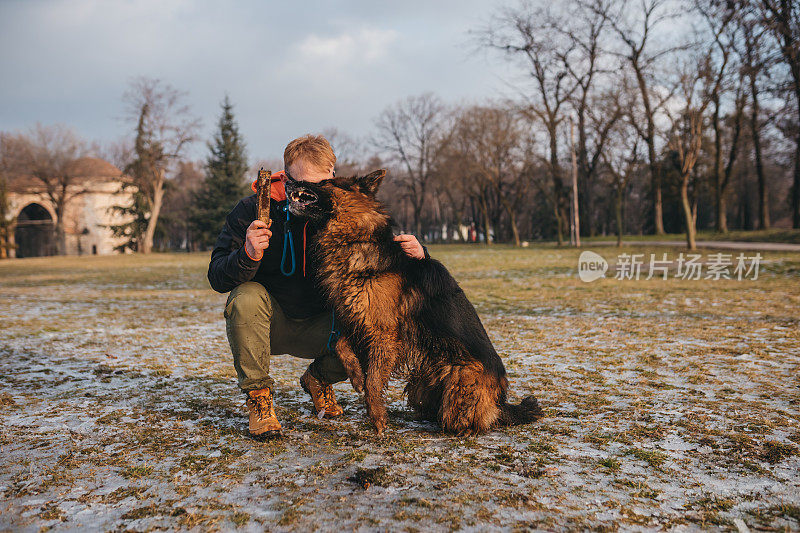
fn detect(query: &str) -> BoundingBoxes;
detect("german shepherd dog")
[286,170,543,436]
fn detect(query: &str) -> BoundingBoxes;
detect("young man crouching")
[207,134,428,439]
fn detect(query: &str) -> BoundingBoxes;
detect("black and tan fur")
[286,170,543,436]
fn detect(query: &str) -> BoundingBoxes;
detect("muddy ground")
[0,246,798,532]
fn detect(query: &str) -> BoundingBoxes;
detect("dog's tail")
[496,395,544,426]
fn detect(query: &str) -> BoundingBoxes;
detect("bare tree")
[712,73,746,233]
[602,123,641,246]
[667,33,729,250]
[581,87,625,233]
[2,124,90,255]
[449,105,531,246]
[591,0,687,235]
[122,77,199,253]
[737,14,773,229]
[99,137,134,173]
[557,0,618,237]
[431,117,483,242]
[158,160,204,251]
[323,127,370,176]
[0,136,16,258]
[481,3,578,244]
[756,0,800,227]
[431,164,471,242]
[439,115,495,244]
[696,0,745,233]
[374,93,445,238]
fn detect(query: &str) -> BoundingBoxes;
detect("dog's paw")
[350,375,364,394]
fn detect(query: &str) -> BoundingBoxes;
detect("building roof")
[5,157,129,193]
[65,157,124,179]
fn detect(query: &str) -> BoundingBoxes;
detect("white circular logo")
[578,251,608,282]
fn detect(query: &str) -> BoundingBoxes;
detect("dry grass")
[0,246,798,531]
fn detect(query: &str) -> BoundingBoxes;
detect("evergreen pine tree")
[190,96,249,248]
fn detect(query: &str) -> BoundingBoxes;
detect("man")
[207,134,428,439]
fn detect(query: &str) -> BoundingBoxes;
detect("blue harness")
[279,204,295,277]
[279,203,338,353]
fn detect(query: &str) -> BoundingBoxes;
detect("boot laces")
[249,394,273,420]
[322,384,337,409]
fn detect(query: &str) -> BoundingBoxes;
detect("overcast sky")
[0,0,522,163]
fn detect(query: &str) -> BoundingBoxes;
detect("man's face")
[286,160,334,184]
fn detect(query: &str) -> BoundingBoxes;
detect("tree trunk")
[781,17,800,227]
[456,200,468,243]
[55,203,66,255]
[712,96,727,233]
[615,186,624,248]
[577,105,593,237]
[554,203,564,246]
[410,195,423,239]
[509,211,521,247]
[141,173,165,254]
[547,121,566,246]
[479,193,492,245]
[794,135,800,228]
[718,194,728,234]
[739,170,752,230]
[570,119,581,247]
[750,81,770,230]
[680,175,696,250]
[497,195,521,247]
[633,63,664,235]
[654,177,664,235]
[721,89,745,233]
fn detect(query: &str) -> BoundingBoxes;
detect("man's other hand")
[244,220,272,261]
[394,234,425,259]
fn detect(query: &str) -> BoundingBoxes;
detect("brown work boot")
[245,387,282,439]
[300,368,344,419]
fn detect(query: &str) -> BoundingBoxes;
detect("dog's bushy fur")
[286,170,543,435]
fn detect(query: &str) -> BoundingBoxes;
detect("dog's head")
[285,169,387,229]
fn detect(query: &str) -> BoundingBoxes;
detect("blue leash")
[326,311,340,353]
[280,203,338,352]
[280,203,337,352]
[280,204,295,276]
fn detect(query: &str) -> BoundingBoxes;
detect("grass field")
[583,228,800,244]
[1,245,799,532]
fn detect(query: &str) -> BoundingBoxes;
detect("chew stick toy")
[256,168,271,227]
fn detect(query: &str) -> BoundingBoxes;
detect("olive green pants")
[224,281,347,393]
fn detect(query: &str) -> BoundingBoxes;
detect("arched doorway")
[14,203,56,258]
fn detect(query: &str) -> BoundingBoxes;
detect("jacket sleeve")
[207,198,261,293]
[422,245,431,260]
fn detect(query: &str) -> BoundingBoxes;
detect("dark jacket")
[207,181,430,319]
[207,192,329,319]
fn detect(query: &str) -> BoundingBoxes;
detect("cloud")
[270,27,398,102]
[0,0,507,161]
[295,28,399,67]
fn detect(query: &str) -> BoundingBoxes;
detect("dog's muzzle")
[289,189,318,205]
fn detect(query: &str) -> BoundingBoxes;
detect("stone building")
[6,157,134,257]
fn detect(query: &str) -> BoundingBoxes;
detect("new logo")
[578,251,608,282]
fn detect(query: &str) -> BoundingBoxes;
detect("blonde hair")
[284,134,336,172]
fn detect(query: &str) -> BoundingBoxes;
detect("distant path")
[587,240,800,252]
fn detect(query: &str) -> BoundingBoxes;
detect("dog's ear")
[358,169,386,196]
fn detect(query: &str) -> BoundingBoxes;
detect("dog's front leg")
[364,367,387,436]
[335,335,364,393]
[363,344,398,436]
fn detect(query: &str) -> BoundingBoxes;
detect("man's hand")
[394,234,425,259]
[244,220,272,261]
